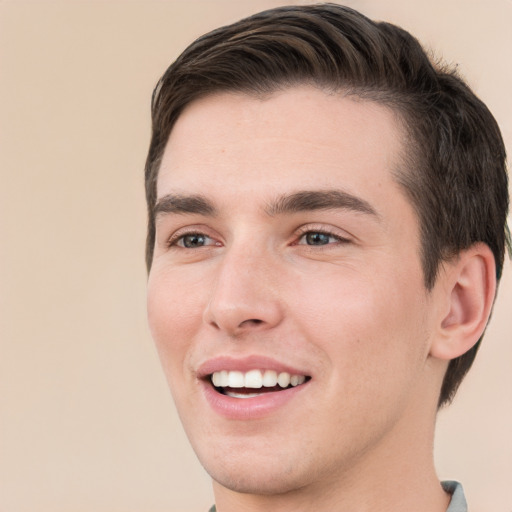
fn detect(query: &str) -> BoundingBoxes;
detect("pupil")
[183,234,205,247]
[306,232,329,245]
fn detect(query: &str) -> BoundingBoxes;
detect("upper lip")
[196,355,310,379]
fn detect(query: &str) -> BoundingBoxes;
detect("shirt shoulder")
[442,481,467,512]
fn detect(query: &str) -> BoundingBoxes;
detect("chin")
[194,438,325,497]
[206,462,309,496]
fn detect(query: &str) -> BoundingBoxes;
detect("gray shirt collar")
[443,481,468,512]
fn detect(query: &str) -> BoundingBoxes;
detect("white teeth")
[219,370,229,387]
[290,374,306,386]
[262,369,278,387]
[227,371,245,388]
[212,370,230,387]
[277,372,291,387]
[225,391,262,399]
[211,369,307,390]
[244,369,263,388]
[212,372,221,387]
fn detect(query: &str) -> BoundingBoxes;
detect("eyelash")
[165,226,351,250]
[166,230,218,249]
[294,227,351,247]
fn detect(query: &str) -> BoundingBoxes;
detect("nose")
[203,246,284,336]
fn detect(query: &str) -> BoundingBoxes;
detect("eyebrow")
[153,189,379,220]
[265,190,379,218]
[154,194,217,218]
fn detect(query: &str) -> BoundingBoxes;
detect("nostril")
[241,319,263,327]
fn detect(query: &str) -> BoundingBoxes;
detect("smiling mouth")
[210,369,311,398]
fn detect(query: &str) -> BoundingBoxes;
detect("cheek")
[147,269,205,372]
[294,275,431,439]
[291,266,429,376]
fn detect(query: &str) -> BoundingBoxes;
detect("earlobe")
[429,243,496,360]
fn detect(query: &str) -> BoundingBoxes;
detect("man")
[144,4,509,511]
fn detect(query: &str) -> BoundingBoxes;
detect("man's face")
[147,87,441,495]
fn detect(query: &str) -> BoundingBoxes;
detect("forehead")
[157,86,407,207]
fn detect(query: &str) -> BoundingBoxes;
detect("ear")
[429,243,496,360]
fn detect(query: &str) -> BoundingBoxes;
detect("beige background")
[0,1,510,511]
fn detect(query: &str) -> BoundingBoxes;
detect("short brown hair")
[144,3,509,406]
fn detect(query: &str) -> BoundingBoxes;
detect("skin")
[147,86,494,512]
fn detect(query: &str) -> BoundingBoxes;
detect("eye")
[170,232,218,249]
[298,230,347,246]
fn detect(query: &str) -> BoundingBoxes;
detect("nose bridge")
[203,239,283,334]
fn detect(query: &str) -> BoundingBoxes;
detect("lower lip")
[201,380,309,420]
